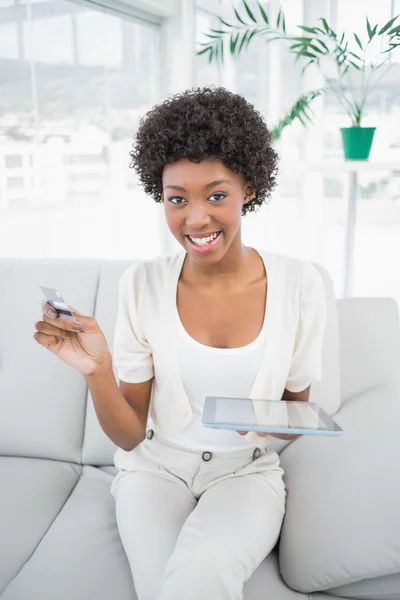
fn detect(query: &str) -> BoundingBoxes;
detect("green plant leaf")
[246,29,258,47]
[220,38,224,62]
[348,50,362,60]
[320,18,337,38]
[388,24,400,34]
[297,113,307,126]
[366,16,373,40]
[238,30,250,53]
[234,7,248,26]
[270,90,322,141]
[301,59,313,74]
[303,110,313,123]
[256,0,269,24]
[290,36,313,41]
[349,60,361,70]
[298,25,318,33]
[219,17,234,28]
[242,0,257,23]
[340,31,345,45]
[274,7,287,31]
[230,32,240,54]
[299,50,317,59]
[208,47,213,63]
[197,47,211,56]
[321,18,330,34]
[276,8,281,28]
[382,42,400,52]
[315,38,329,52]
[210,29,228,35]
[309,43,324,54]
[378,15,399,34]
[313,27,327,35]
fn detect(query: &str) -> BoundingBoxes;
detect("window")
[0,0,162,259]
[195,5,222,87]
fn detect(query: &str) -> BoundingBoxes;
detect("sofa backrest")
[0,257,129,465]
[81,260,132,465]
[337,297,400,403]
[1,257,397,466]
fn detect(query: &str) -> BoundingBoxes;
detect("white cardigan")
[113,247,327,448]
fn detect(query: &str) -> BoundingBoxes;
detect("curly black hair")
[129,86,279,216]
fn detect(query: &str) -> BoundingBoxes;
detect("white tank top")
[157,311,266,451]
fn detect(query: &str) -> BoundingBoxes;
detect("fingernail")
[73,322,82,331]
[48,308,57,318]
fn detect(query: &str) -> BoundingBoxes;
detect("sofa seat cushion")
[278,382,400,595]
[244,549,310,600]
[325,571,400,599]
[0,464,134,600]
[0,458,334,600]
[0,457,80,595]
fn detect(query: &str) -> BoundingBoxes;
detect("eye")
[209,193,227,202]
[167,193,227,205]
[168,196,187,205]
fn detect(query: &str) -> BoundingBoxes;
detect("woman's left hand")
[237,430,268,438]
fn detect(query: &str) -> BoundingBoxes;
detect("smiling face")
[161,158,255,262]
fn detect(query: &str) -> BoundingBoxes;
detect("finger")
[42,310,83,332]
[68,306,83,315]
[43,311,97,334]
[41,301,58,319]
[237,431,248,436]
[33,331,61,348]
[35,321,70,338]
[256,432,269,437]
[41,300,82,318]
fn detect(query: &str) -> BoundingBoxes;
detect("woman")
[34,86,327,600]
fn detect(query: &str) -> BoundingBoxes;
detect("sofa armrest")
[278,382,400,594]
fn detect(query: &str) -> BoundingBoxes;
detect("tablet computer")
[202,396,343,436]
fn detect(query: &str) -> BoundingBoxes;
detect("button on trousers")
[111,432,286,600]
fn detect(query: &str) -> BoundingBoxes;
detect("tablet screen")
[213,397,332,431]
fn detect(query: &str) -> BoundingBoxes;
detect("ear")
[243,183,256,205]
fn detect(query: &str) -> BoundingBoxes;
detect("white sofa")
[0,255,399,600]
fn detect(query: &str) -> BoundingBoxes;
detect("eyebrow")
[165,179,232,192]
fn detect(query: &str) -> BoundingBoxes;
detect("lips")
[185,231,222,252]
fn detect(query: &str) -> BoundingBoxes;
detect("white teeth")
[188,232,220,246]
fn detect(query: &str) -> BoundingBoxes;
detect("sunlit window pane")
[195,7,221,87]
[0,0,162,260]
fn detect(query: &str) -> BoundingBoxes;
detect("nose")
[185,204,212,230]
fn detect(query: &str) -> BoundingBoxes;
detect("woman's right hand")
[33,301,112,376]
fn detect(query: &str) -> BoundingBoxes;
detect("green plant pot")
[340,127,376,160]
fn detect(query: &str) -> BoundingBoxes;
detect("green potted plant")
[198,1,400,160]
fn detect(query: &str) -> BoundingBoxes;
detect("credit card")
[39,286,75,321]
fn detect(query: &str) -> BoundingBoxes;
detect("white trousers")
[110,430,286,600]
